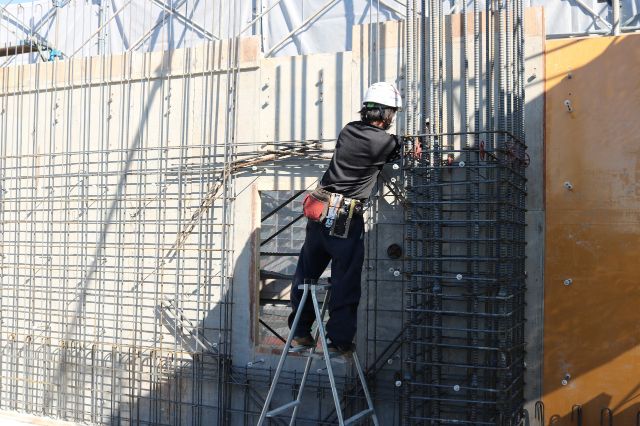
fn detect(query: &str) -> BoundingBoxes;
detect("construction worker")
[289,82,406,354]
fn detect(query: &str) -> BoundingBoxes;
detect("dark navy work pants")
[289,215,365,346]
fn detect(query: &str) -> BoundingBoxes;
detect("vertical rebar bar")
[402,0,526,423]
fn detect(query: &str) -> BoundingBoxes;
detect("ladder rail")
[256,285,309,425]
[311,288,346,425]
[352,351,380,426]
[290,288,331,425]
[257,281,379,426]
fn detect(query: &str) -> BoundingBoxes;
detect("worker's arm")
[412,137,422,158]
[385,136,421,163]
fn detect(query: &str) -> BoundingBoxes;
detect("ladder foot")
[344,408,374,425]
[257,285,378,426]
[266,400,301,417]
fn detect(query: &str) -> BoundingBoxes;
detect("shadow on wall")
[541,395,640,426]
[540,34,640,425]
[63,45,240,426]
[107,226,253,426]
[101,25,640,426]
[110,220,380,426]
[110,38,361,425]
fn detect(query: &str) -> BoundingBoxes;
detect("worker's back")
[320,121,398,200]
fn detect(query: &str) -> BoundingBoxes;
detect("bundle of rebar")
[402,0,527,424]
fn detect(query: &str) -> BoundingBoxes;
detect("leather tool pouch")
[329,199,362,239]
[302,187,330,222]
[329,207,350,238]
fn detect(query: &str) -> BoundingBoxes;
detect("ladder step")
[296,283,331,290]
[288,345,314,353]
[292,351,350,363]
[343,408,374,425]
[266,400,300,417]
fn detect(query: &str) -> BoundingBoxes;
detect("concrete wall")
[0,36,266,423]
[0,8,547,424]
[0,31,359,423]
[523,6,547,417]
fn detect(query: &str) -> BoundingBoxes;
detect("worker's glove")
[402,136,423,160]
[412,137,422,159]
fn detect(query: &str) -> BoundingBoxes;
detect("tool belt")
[302,187,364,238]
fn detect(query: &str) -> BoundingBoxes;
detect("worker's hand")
[412,137,422,159]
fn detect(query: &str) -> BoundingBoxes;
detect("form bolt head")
[564,99,573,112]
[564,278,573,286]
[395,380,402,387]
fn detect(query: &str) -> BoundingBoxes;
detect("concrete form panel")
[544,34,640,425]
[523,6,547,413]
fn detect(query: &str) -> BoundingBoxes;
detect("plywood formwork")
[543,33,640,425]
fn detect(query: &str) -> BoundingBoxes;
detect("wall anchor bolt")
[564,99,573,112]
[247,358,264,368]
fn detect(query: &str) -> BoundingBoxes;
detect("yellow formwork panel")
[544,34,640,425]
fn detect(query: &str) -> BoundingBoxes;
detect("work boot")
[288,309,315,348]
[291,332,315,348]
[327,341,355,357]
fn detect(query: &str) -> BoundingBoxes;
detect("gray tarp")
[1,0,639,66]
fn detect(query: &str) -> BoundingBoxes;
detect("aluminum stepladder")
[257,279,379,426]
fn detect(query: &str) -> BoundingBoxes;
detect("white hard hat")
[362,82,402,110]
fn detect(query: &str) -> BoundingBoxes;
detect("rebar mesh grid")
[0,7,245,417]
[0,144,236,422]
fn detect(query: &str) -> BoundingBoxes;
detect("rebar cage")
[401,0,527,424]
